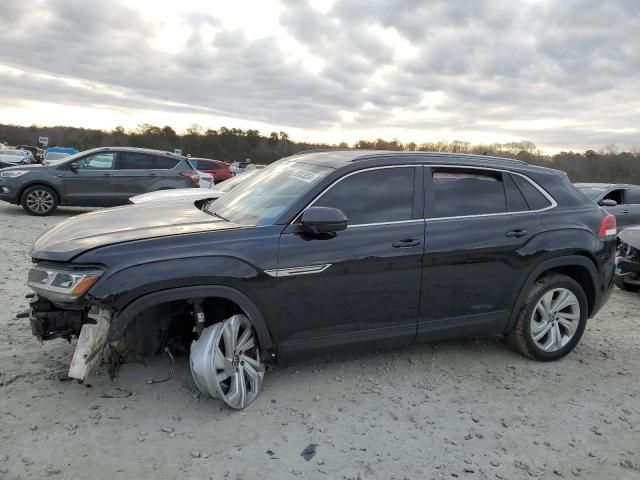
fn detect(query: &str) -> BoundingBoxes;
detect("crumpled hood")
[31,201,240,262]
[619,226,640,249]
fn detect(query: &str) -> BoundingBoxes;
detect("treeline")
[1,123,639,183]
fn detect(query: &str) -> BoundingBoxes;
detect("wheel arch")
[505,255,599,334]
[18,181,61,204]
[107,285,273,354]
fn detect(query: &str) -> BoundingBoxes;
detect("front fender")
[88,256,261,309]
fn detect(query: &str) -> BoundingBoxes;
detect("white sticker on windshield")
[289,169,322,183]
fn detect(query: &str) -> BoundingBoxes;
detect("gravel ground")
[0,203,639,480]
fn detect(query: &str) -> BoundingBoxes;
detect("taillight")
[181,172,200,186]
[598,213,616,238]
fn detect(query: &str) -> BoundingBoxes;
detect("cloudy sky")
[0,0,638,152]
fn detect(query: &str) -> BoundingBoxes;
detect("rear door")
[272,165,425,354]
[155,156,189,189]
[418,167,550,340]
[62,151,117,206]
[111,151,165,203]
[622,187,640,228]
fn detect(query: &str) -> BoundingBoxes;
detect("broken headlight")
[28,265,103,303]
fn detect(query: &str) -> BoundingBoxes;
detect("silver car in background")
[129,169,258,204]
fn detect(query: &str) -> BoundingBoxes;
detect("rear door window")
[118,152,156,170]
[430,169,506,218]
[314,167,416,225]
[625,188,640,204]
[504,174,529,212]
[154,156,180,170]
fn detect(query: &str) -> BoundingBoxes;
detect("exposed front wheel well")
[121,296,245,356]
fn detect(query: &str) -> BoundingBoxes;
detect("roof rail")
[292,148,343,156]
[352,151,528,166]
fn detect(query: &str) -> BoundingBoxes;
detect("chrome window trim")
[426,165,557,221]
[289,163,557,229]
[291,164,419,227]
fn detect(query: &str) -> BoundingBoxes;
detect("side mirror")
[300,206,348,234]
[69,162,79,170]
[599,199,617,207]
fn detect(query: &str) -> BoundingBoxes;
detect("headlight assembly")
[28,266,103,303]
[0,170,29,178]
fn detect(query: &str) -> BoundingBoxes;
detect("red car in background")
[189,158,234,183]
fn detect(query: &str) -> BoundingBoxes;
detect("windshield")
[45,152,70,161]
[575,185,608,199]
[206,161,333,225]
[44,150,85,165]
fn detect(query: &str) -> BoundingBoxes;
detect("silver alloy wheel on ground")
[190,314,264,409]
[530,288,580,352]
[26,189,54,214]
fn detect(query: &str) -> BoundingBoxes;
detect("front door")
[62,151,117,206]
[270,166,425,355]
[418,167,547,340]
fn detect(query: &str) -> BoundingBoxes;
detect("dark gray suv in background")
[0,147,199,215]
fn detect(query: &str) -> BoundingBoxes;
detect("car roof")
[191,158,225,163]
[285,149,562,175]
[80,146,186,160]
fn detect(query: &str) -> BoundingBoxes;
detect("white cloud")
[0,0,638,152]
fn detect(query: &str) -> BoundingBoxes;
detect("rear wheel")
[509,273,588,361]
[21,185,58,216]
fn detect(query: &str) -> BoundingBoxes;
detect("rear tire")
[509,273,588,361]
[21,185,58,216]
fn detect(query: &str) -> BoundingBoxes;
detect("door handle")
[392,239,421,248]
[103,173,111,176]
[505,229,528,238]
[622,209,630,214]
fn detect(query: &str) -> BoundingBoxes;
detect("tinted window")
[626,188,640,204]
[155,156,180,169]
[199,161,220,170]
[76,152,116,170]
[513,175,552,210]
[504,174,529,212]
[431,169,506,218]
[119,152,155,170]
[315,168,415,225]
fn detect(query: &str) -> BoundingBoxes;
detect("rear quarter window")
[513,175,552,210]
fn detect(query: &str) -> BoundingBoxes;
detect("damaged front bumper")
[24,295,112,382]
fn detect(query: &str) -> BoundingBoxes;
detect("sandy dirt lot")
[0,203,639,480]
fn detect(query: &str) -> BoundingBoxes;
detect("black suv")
[0,147,199,215]
[24,150,616,409]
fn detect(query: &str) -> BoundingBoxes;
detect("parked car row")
[0,148,36,168]
[23,149,617,409]
[0,147,210,215]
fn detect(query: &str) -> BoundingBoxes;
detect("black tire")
[509,273,588,361]
[614,275,640,292]
[21,185,59,216]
